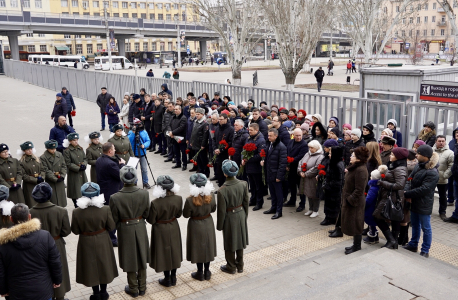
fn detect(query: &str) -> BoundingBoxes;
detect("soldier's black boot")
[89,295,101,300]
[204,262,211,280]
[124,285,138,298]
[159,271,172,287]
[329,226,343,238]
[191,270,204,281]
[171,269,177,286]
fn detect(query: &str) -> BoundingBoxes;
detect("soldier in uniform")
[183,173,217,281]
[110,166,150,298]
[0,143,25,204]
[108,124,134,163]
[71,182,118,300]
[63,133,88,208]
[190,108,210,177]
[85,132,103,183]
[0,185,14,229]
[18,141,45,208]
[147,175,183,287]
[217,160,249,274]
[30,182,71,300]
[40,140,67,207]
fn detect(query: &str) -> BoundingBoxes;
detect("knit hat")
[190,173,207,187]
[407,150,416,160]
[323,139,339,148]
[0,200,14,216]
[212,101,219,107]
[305,115,314,122]
[417,144,433,158]
[241,108,249,116]
[351,128,362,139]
[260,101,267,107]
[300,123,309,132]
[382,128,393,137]
[67,132,79,141]
[260,111,267,119]
[381,136,396,146]
[392,147,409,160]
[31,182,53,203]
[120,166,137,184]
[44,140,58,149]
[423,121,435,130]
[363,123,374,133]
[283,120,293,129]
[0,185,9,201]
[20,141,34,151]
[111,124,124,133]
[81,182,101,198]
[222,159,239,177]
[157,175,175,190]
[387,119,397,127]
[0,144,8,152]
[133,94,140,100]
[298,109,306,116]
[271,107,279,114]
[329,116,339,126]
[414,140,426,147]
[195,107,205,115]
[342,123,352,131]
[330,127,340,137]
[313,114,323,123]
[370,169,381,180]
[56,93,62,97]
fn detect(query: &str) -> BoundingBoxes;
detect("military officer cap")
[32,182,53,203]
[222,159,239,177]
[190,173,207,187]
[67,132,79,141]
[195,107,205,115]
[112,124,124,133]
[20,141,34,151]
[44,140,58,149]
[81,182,100,198]
[157,175,175,190]
[0,144,9,152]
[120,166,138,184]
[89,131,101,139]
[0,185,9,201]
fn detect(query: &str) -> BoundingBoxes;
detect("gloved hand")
[79,164,86,171]
[10,184,21,191]
[57,176,65,182]
[37,177,44,184]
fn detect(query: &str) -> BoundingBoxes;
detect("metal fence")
[8,59,458,147]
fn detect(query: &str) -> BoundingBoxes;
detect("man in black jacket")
[232,119,249,178]
[262,128,287,219]
[244,123,267,210]
[314,67,325,92]
[96,87,113,131]
[129,94,144,124]
[163,102,175,161]
[0,203,62,300]
[169,105,188,170]
[250,109,268,141]
[51,93,68,124]
[141,94,155,151]
[212,113,234,187]
[61,87,76,128]
[403,145,439,258]
[152,96,166,154]
[190,108,210,177]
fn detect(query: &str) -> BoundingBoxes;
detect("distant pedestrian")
[351,58,356,73]
[173,68,180,80]
[346,60,352,74]
[61,87,76,128]
[327,60,334,75]
[146,69,154,77]
[74,60,78,68]
[314,67,325,92]
[162,71,171,79]
[51,93,68,123]
[436,53,440,64]
[96,87,113,131]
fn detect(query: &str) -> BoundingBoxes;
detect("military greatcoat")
[20,155,45,208]
[40,150,68,207]
[86,143,103,183]
[108,135,134,163]
[0,157,25,204]
[63,144,88,199]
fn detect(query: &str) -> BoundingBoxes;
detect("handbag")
[381,188,404,222]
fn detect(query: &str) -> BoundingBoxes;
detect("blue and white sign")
[186,45,190,55]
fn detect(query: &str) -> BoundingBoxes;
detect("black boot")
[90,295,101,300]
[398,225,409,246]
[381,230,398,249]
[171,274,177,286]
[158,276,172,287]
[191,270,205,281]
[329,226,343,238]
[345,235,362,254]
[204,269,212,280]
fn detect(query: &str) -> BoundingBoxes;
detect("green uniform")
[30,202,71,299]
[86,143,103,183]
[147,194,183,272]
[40,150,68,207]
[63,144,88,200]
[0,157,25,204]
[20,155,45,208]
[108,135,134,163]
[110,185,150,294]
[71,205,119,286]
[183,195,217,263]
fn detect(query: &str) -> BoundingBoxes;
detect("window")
[395,31,398,37]
[166,14,171,20]
[112,1,117,8]
[35,0,41,8]
[123,13,128,18]
[409,17,413,23]
[452,29,455,35]
[39,45,47,52]
[38,33,45,37]
[174,13,178,20]
[158,13,163,20]
[424,16,428,23]
[103,1,108,8]
[152,42,157,51]
[93,1,98,7]
[181,4,186,10]
[97,43,102,50]
[150,14,155,19]
[417,17,420,23]
[10,0,17,7]
[441,29,445,36]
[193,15,197,22]
[132,13,137,18]
[131,2,136,8]
[0,0,5,7]
[409,30,412,37]
[143,42,148,51]
[83,12,89,15]
[71,0,77,7]
[432,16,436,22]
[423,29,427,36]
[433,2,436,9]
[87,44,93,54]
[442,16,446,22]
[416,30,420,36]
[73,12,79,15]
[61,0,68,7]
[424,4,428,10]
[4,46,9,51]
[410,6,413,12]
[114,13,119,17]
[64,34,71,38]
[168,42,172,50]
[82,0,88,8]
[23,0,30,7]
[75,35,81,38]
[140,2,145,9]
[417,4,421,10]
[134,42,139,51]
[76,44,83,54]
[26,33,33,37]
[165,3,170,10]
[401,30,405,37]
[396,6,399,12]
[122,1,127,8]
[28,45,36,52]
[431,29,435,36]
[126,42,131,52]
[93,13,100,16]
[160,42,165,51]
[62,12,69,14]
[402,18,405,24]
[157,3,162,9]
[149,2,154,9]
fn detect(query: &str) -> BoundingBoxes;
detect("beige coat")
[433,144,454,184]
[297,149,324,199]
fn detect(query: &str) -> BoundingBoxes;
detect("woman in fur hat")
[415,121,437,147]
[0,143,25,205]
[18,141,45,208]
[147,175,183,287]
[183,173,217,281]
[85,132,103,183]
[63,133,88,208]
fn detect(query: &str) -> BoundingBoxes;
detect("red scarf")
[288,115,297,120]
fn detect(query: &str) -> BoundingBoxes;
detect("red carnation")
[57,175,61,179]
[155,133,159,138]
[243,143,257,152]
[318,170,326,176]
[301,163,307,172]
[381,174,386,179]
[190,159,194,163]
[185,149,190,154]
[260,149,266,158]
[228,147,236,156]
[193,162,198,166]
[211,130,215,134]
[219,139,229,149]
[408,177,413,181]
[71,110,76,117]
[207,163,213,168]
[287,156,294,164]
[151,111,155,113]
[317,164,325,170]
[104,112,107,115]
[365,192,368,196]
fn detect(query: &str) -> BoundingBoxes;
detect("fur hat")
[313,114,323,123]
[0,185,9,201]
[111,124,124,133]
[133,94,140,100]
[241,108,250,116]
[323,139,339,148]
[190,173,207,187]
[423,121,435,130]
[222,159,239,177]
[31,182,53,203]
[351,128,362,139]
[342,123,352,131]
[189,174,215,197]
[67,132,79,141]
[0,144,8,152]
[280,109,289,115]
[392,147,409,160]
[353,146,370,163]
[381,136,396,146]
[120,166,137,184]
[81,182,101,198]
[17,141,36,156]
[195,107,205,115]
[153,175,180,199]
[370,169,381,180]
[417,144,433,158]
[0,200,14,216]
[44,140,58,149]
[157,175,176,190]
[387,119,397,127]
[329,117,339,126]
[382,128,393,137]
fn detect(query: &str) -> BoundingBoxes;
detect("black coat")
[130,100,145,123]
[287,139,308,180]
[316,152,330,200]
[314,69,325,82]
[245,132,267,174]
[190,118,209,150]
[278,125,291,147]
[344,138,365,166]
[153,104,165,133]
[96,92,113,114]
[170,112,187,139]
[212,122,234,162]
[61,90,75,112]
[0,219,62,300]
[265,138,287,182]
[51,99,68,123]
[323,146,345,199]
[162,110,174,133]
[143,101,155,131]
[250,118,268,141]
[362,132,377,145]
[232,127,249,165]
[96,154,124,204]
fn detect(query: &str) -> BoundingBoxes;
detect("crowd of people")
[1,83,457,299]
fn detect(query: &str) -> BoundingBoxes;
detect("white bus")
[28,55,90,69]
[94,56,134,70]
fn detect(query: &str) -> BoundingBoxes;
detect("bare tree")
[258,0,333,91]
[183,0,264,85]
